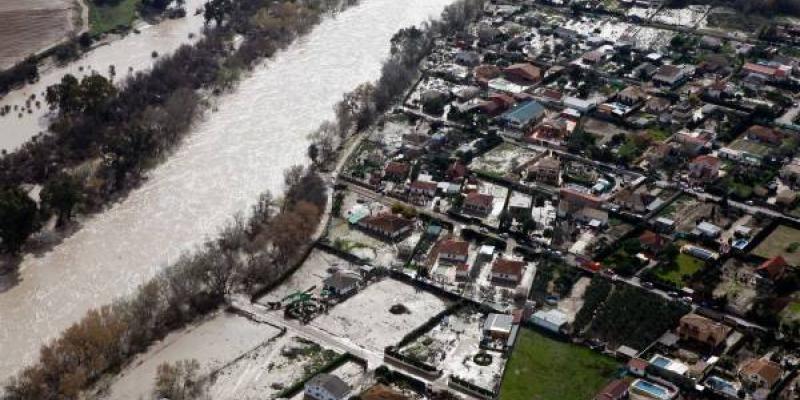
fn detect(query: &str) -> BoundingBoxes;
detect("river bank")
[0,0,455,387]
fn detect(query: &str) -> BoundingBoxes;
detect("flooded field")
[0,0,455,383]
[0,0,209,152]
[0,0,82,70]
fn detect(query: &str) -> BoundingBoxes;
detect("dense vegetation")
[576,281,691,350]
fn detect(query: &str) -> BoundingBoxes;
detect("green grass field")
[499,329,619,400]
[88,0,140,35]
[753,225,800,266]
[652,253,705,287]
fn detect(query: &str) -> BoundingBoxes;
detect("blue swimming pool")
[631,379,673,400]
[650,355,671,368]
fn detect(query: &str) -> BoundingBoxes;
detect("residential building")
[384,162,410,182]
[357,213,414,241]
[531,309,568,333]
[738,358,783,390]
[463,192,494,216]
[305,374,351,400]
[491,258,525,284]
[323,270,362,296]
[594,379,630,400]
[529,155,561,186]
[483,313,514,339]
[755,256,788,282]
[498,100,546,130]
[508,192,532,219]
[438,239,469,264]
[409,180,438,198]
[503,63,542,85]
[529,118,569,144]
[628,358,649,377]
[677,313,732,348]
[688,155,720,182]
[653,64,688,87]
[745,125,783,146]
[558,188,607,224]
[618,85,648,106]
[639,230,667,254]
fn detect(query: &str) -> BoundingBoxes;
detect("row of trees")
[0,0,348,256]
[3,166,327,399]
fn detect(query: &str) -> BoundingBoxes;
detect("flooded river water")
[0,0,453,383]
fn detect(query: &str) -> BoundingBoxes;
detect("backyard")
[651,252,705,287]
[499,329,619,400]
[752,225,800,266]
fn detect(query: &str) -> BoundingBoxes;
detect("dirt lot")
[0,0,82,70]
[309,278,450,352]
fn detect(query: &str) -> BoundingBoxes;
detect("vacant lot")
[310,279,449,352]
[753,225,800,266]
[470,142,541,179]
[499,329,618,400]
[0,0,80,69]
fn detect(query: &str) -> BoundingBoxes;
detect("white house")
[304,374,351,400]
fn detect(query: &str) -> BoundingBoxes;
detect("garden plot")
[310,279,450,352]
[469,143,542,179]
[752,225,800,266]
[209,336,364,400]
[631,26,676,52]
[103,313,282,400]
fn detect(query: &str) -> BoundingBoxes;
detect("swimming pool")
[631,379,675,400]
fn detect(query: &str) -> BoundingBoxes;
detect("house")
[529,118,569,144]
[323,270,362,296]
[583,50,605,65]
[639,230,667,254]
[755,256,788,282]
[478,93,516,116]
[558,188,607,224]
[742,62,791,81]
[384,162,410,182]
[305,374,351,400]
[780,158,800,187]
[563,96,596,113]
[529,155,561,186]
[677,313,732,348]
[357,213,414,241]
[688,155,720,182]
[508,192,532,219]
[503,63,542,85]
[463,192,494,216]
[738,358,783,390]
[473,64,502,85]
[498,100,546,130]
[628,358,649,377]
[438,239,469,264]
[594,379,630,400]
[745,125,783,146]
[409,180,438,198]
[706,80,735,100]
[447,161,467,182]
[455,263,472,280]
[644,96,671,114]
[531,309,568,333]
[455,51,481,67]
[491,258,525,284]
[695,221,722,239]
[653,64,688,87]
[483,313,514,339]
[618,86,648,106]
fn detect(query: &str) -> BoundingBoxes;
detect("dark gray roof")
[307,373,351,398]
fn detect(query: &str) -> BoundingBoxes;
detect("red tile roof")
[492,258,525,276]
[757,256,787,280]
[465,192,494,209]
[439,239,469,256]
